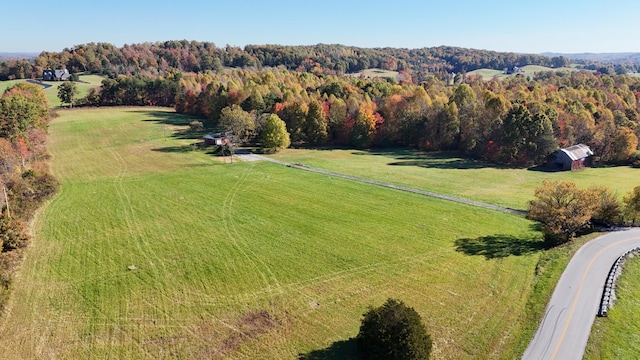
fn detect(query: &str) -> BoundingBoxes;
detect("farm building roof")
[559,144,593,161]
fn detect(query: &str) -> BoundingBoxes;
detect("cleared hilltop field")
[0,107,550,359]
[0,74,104,106]
[467,65,582,81]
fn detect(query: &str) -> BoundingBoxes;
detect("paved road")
[523,228,640,360]
[241,153,525,215]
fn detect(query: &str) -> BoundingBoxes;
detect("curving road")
[523,228,640,360]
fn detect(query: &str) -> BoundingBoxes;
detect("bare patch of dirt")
[197,310,280,359]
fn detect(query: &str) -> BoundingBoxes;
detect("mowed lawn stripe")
[0,108,542,359]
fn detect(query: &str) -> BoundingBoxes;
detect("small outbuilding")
[548,144,593,171]
[203,132,233,146]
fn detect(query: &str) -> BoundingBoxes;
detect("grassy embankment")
[585,256,640,358]
[0,107,553,359]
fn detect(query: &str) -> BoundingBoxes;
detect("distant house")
[506,66,525,75]
[548,144,593,171]
[203,132,233,146]
[42,69,70,81]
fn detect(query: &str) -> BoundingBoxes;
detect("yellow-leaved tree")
[528,180,597,245]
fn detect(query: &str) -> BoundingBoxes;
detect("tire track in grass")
[220,163,281,294]
[190,247,453,306]
[107,148,171,357]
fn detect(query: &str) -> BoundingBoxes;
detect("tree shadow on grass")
[455,234,548,259]
[151,145,199,153]
[298,338,361,360]
[141,110,220,140]
[351,149,508,170]
[527,164,562,173]
[141,110,196,127]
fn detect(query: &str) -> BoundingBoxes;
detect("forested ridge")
[1,41,573,81]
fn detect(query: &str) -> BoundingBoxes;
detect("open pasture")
[0,108,547,359]
[268,148,640,210]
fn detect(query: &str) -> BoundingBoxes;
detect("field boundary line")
[249,154,525,216]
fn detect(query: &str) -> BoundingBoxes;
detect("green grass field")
[0,79,25,93]
[585,256,640,358]
[0,107,552,359]
[0,74,104,107]
[267,148,640,210]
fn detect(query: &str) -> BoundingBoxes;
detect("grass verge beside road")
[584,255,640,359]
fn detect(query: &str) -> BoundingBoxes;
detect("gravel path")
[242,153,525,216]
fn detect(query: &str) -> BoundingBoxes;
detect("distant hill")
[541,52,640,64]
[6,42,638,82]
[0,52,38,60]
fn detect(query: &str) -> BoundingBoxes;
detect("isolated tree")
[57,81,78,108]
[528,180,596,245]
[357,298,432,360]
[261,114,290,152]
[219,104,256,144]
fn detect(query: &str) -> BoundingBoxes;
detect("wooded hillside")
[0,41,571,81]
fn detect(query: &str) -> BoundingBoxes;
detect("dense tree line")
[0,41,571,81]
[0,83,59,311]
[162,67,640,166]
[81,72,181,107]
[4,40,640,166]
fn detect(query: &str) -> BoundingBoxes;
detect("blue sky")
[4,0,640,54]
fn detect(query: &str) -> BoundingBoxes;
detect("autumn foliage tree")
[590,185,623,226]
[528,180,597,245]
[350,103,378,148]
[623,185,640,224]
[219,105,256,144]
[261,114,290,152]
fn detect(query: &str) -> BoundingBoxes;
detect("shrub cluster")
[357,298,432,360]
